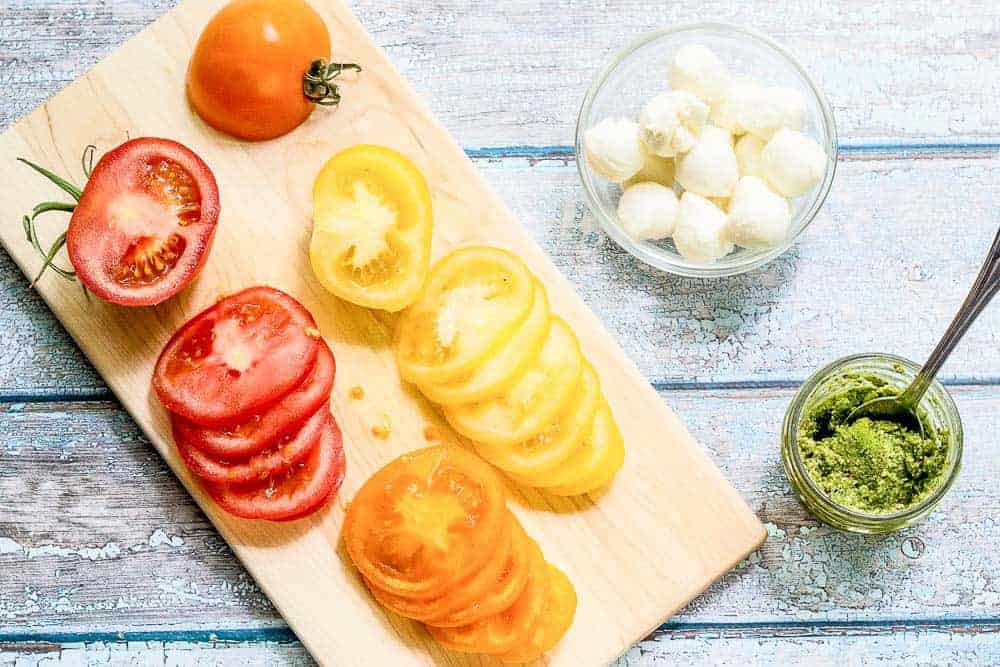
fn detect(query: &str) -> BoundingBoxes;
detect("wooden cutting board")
[0,1,766,664]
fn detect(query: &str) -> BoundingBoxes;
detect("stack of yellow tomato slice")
[343,446,576,662]
[394,246,625,495]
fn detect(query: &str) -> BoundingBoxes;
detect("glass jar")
[781,353,963,534]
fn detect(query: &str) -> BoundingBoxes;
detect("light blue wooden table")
[2,1,1000,664]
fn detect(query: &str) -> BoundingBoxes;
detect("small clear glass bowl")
[575,23,838,278]
[781,354,963,534]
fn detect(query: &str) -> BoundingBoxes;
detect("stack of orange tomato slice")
[394,246,625,495]
[343,446,576,662]
[153,286,345,521]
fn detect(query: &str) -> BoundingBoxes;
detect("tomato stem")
[304,59,362,107]
[17,149,92,286]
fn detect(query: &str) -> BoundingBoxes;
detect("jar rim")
[783,352,964,527]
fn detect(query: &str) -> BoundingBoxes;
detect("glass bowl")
[575,23,838,278]
[781,354,963,534]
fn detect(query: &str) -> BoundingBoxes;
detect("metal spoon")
[847,226,1000,436]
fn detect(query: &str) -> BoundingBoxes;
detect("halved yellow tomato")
[419,280,551,406]
[426,518,533,628]
[473,362,600,479]
[517,399,625,495]
[497,564,577,664]
[310,145,432,312]
[342,446,507,600]
[427,536,549,655]
[443,318,583,447]
[395,246,536,385]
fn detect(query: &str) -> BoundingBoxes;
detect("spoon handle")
[900,226,1000,409]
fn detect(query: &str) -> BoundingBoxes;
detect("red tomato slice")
[153,287,322,426]
[206,414,346,521]
[67,138,220,306]
[172,342,335,460]
[174,406,326,485]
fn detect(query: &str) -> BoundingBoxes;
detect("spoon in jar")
[847,226,1000,436]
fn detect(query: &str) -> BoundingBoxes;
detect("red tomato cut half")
[207,415,346,521]
[67,138,220,306]
[174,407,327,486]
[172,342,335,460]
[153,287,321,426]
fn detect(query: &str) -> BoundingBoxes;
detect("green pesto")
[797,373,949,514]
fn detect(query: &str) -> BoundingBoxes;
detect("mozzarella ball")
[675,125,739,197]
[625,152,675,188]
[669,44,731,103]
[673,192,734,262]
[761,128,828,197]
[639,91,709,158]
[728,176,792,249]
[711,77,762,135]
[584,117,645,182]
[616,182,679,241]
[740,85,807,141]
[734,134,767,178]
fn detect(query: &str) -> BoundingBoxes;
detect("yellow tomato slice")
[310,145,432,312]
[419,281,551,406]
[530,400,625,496]
[473,362,600,479]
[395,246,536,385]
[497,563,577,663]
[443,318,583,447]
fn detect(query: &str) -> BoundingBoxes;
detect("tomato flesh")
[174,406,326,486]
[67,138,219,306]
[172,342,335,460]
[207,414,345,521]
[153,287,321,426]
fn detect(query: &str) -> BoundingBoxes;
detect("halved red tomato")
[206,414,345,521]
[172,342,335,460]
[66,138,220,306]
[174,407,326,485]
[153,287,321,426]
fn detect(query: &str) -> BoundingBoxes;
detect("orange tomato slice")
[343,446,507,599]
[443,318,583,447]
[419,280,551,406]
[427,535,549,655]
[395,246,536,385]
[366,515,514,622]
[473,362,600,479]
[497,564,577,663]
[425,518,533,628]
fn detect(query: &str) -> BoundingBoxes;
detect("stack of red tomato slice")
[153,286,345,521]
[344,446,576,662]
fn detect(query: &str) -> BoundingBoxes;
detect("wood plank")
[0,1,764,664]
[4,151,1000,395]
[2,1,999,147]
[2,384,998,633]
[3,626,1000,666]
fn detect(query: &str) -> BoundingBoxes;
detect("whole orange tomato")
[187,0,360,141]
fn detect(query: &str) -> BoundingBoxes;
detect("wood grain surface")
[0,0,766,665]
[3,1,1000,665]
